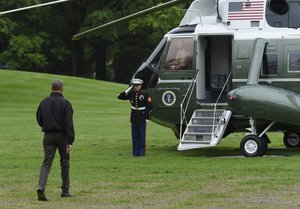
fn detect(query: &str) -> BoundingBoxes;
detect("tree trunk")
[94,42,107,80]
[72,40,85,76]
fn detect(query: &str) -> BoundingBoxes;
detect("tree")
[82,6,121,80]
[0,0,83,75]
[80,3,127,80]
[0,17,17,52]
[0,34,48,71]
[0,0,49,71]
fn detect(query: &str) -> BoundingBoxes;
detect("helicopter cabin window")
[288,52,300,72]
[164,38,193,70]
[262,53,278,76]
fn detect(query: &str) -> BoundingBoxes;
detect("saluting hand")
[66,144,73,153]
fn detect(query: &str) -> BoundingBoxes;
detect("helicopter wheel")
[283,132,300,148]
[240,134,268,157]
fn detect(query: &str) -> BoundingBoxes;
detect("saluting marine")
[118,78,153,157]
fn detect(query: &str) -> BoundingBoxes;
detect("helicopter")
[73,0,300,157]
[4,0,300,157]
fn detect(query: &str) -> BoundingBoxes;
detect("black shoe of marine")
[37,189,48,201]
[61,192,74,198]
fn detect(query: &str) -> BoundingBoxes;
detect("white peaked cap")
[131,78,143,85]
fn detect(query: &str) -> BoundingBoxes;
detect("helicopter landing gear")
[240,118,275,157]
[240,134,268,157]
[283,132,300,148]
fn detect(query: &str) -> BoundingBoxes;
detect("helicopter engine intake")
[227,85,300,126]
[268,0,289,14]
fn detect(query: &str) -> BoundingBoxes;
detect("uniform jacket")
[36,92,75,144]
[118,90,153,125]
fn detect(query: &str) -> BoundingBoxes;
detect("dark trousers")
[131,123,146,156]
[38,132,70,193]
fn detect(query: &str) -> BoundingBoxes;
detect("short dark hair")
[52,80,64,91]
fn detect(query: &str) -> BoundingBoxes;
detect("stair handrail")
[215,71,232,104]
[212,71,232,136]
[180,70,199,139]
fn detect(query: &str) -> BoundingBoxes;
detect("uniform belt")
[132,106,146,110]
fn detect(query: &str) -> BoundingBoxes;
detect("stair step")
[195,110,224,117]
[191,118,219,125]
[179,109,232,151]
[178,142,214,150]
[180,141,211,144]
[183,133,212,142]
[187,125,216,133]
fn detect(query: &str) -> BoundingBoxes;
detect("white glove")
[125,85,133,94]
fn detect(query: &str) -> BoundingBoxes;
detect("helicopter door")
[196,37,206,101]
[197,35,232,103]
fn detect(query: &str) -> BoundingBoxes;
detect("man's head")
[131,78,143,91]
[132,78,143,85]
[52,80,64,92]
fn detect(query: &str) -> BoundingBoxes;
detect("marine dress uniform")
[118,79,152,156]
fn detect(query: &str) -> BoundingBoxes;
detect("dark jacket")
[36,92,75,144]
[118,90,153,125]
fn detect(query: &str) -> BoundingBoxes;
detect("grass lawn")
[1,69,300,209]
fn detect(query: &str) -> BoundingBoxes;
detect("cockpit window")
[147,38,167,70]
[164,37,193,71]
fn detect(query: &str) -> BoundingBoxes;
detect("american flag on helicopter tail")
[228,0,264,20]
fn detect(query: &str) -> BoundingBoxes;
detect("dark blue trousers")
[131,123,146,156]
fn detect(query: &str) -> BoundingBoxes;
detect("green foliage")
[0,17,17,38]
[0,0,40,10]
[0,0,77,74]
[50,46,71,62]
[0,18,17,53]
[1,0,190,81]
[83,9,120,42]
[128,6,185,41]
[0,34,48,71]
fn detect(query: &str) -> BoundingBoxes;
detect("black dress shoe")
[37,189,48,201]
[61,192,73,197]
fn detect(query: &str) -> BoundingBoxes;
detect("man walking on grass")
[36,79,75,201]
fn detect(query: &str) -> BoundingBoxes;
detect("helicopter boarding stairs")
[178,108,232,150]
[178,73,232,151]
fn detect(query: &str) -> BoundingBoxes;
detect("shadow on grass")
[151,144,300,158]
[151,144,241,157]
[267,147,300,157]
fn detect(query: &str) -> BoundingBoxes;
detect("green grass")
[1,69,300,209]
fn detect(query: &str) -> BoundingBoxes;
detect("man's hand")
[125,85,133,94]
[66,144,73,153]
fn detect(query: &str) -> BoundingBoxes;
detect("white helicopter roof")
[178,0,300,39]
[181,0,268,28]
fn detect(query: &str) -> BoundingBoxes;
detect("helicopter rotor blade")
[72,0,189,41]
[0,0,73,16]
